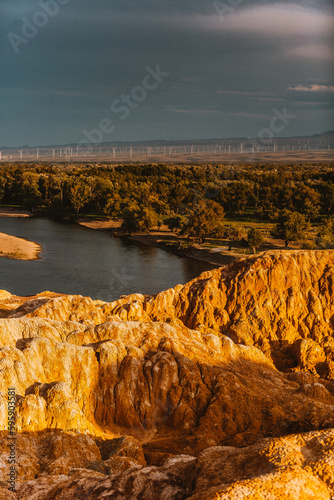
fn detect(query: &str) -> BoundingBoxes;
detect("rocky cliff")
[0,250,334,498]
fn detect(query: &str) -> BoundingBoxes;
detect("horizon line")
[1,130,334,150]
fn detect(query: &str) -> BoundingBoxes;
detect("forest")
[1,162,334,248]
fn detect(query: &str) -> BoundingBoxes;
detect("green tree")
[68,179,92,214]
[165,214,185,233]
[247,228,264,253]
[316,218,334,248]
[271,210,309,248]
[139,207,159,232]
[21,172,42,210]
[48,174,67,214]
[103,193,122,219]
[223,225,246,250]
[121,207,139,233]
[183,199,225,243]
[320,182,334,214]
[293,185,320,221]
[223,225,245,241]
[224,181,253,215]
[121,205,158,233]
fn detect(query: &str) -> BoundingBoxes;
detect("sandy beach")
[0,232,41,260]
[0,208,41,260]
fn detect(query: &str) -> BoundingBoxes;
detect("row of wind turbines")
[0,142,332,161]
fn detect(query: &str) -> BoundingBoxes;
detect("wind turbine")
[19,150,23,159]
[36,149,39,159]
[0,151,3,160]
[52,149,56,158]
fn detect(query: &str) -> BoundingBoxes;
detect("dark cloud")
[0,0,333,146]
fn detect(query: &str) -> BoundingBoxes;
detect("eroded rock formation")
[0,250,334,498]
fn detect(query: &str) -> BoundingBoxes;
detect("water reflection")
[0,217,215,300]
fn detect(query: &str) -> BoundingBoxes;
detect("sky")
[0,0,333,147]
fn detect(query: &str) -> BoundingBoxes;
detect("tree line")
[1,162,334,248]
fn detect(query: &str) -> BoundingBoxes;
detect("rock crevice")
[0,251,334,498]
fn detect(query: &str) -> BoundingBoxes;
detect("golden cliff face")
[0,250,334,499]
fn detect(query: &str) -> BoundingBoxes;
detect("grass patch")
[0,251,29,260]
[80,213,109,219]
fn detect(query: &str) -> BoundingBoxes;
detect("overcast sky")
[1,0,333,146]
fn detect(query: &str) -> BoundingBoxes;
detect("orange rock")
[1,251,334,498]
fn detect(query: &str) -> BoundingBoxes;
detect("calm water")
[0,217,215,301]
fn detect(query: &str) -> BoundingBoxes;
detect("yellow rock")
[0,250,334,498]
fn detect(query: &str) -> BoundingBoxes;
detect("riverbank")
[0,207,34,218]
[0,232,41,260]
[0,210,239,265]
[0,208,41,260]
[77,218,242,266]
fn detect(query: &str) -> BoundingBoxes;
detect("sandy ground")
[78,219,121,231]
[1,150,333,164]
[0,232,41,260]
[0,208,33,218]
[0,209,40,260]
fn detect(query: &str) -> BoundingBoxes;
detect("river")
[0,217,215,301]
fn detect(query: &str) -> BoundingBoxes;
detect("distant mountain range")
[1,131,334,151]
